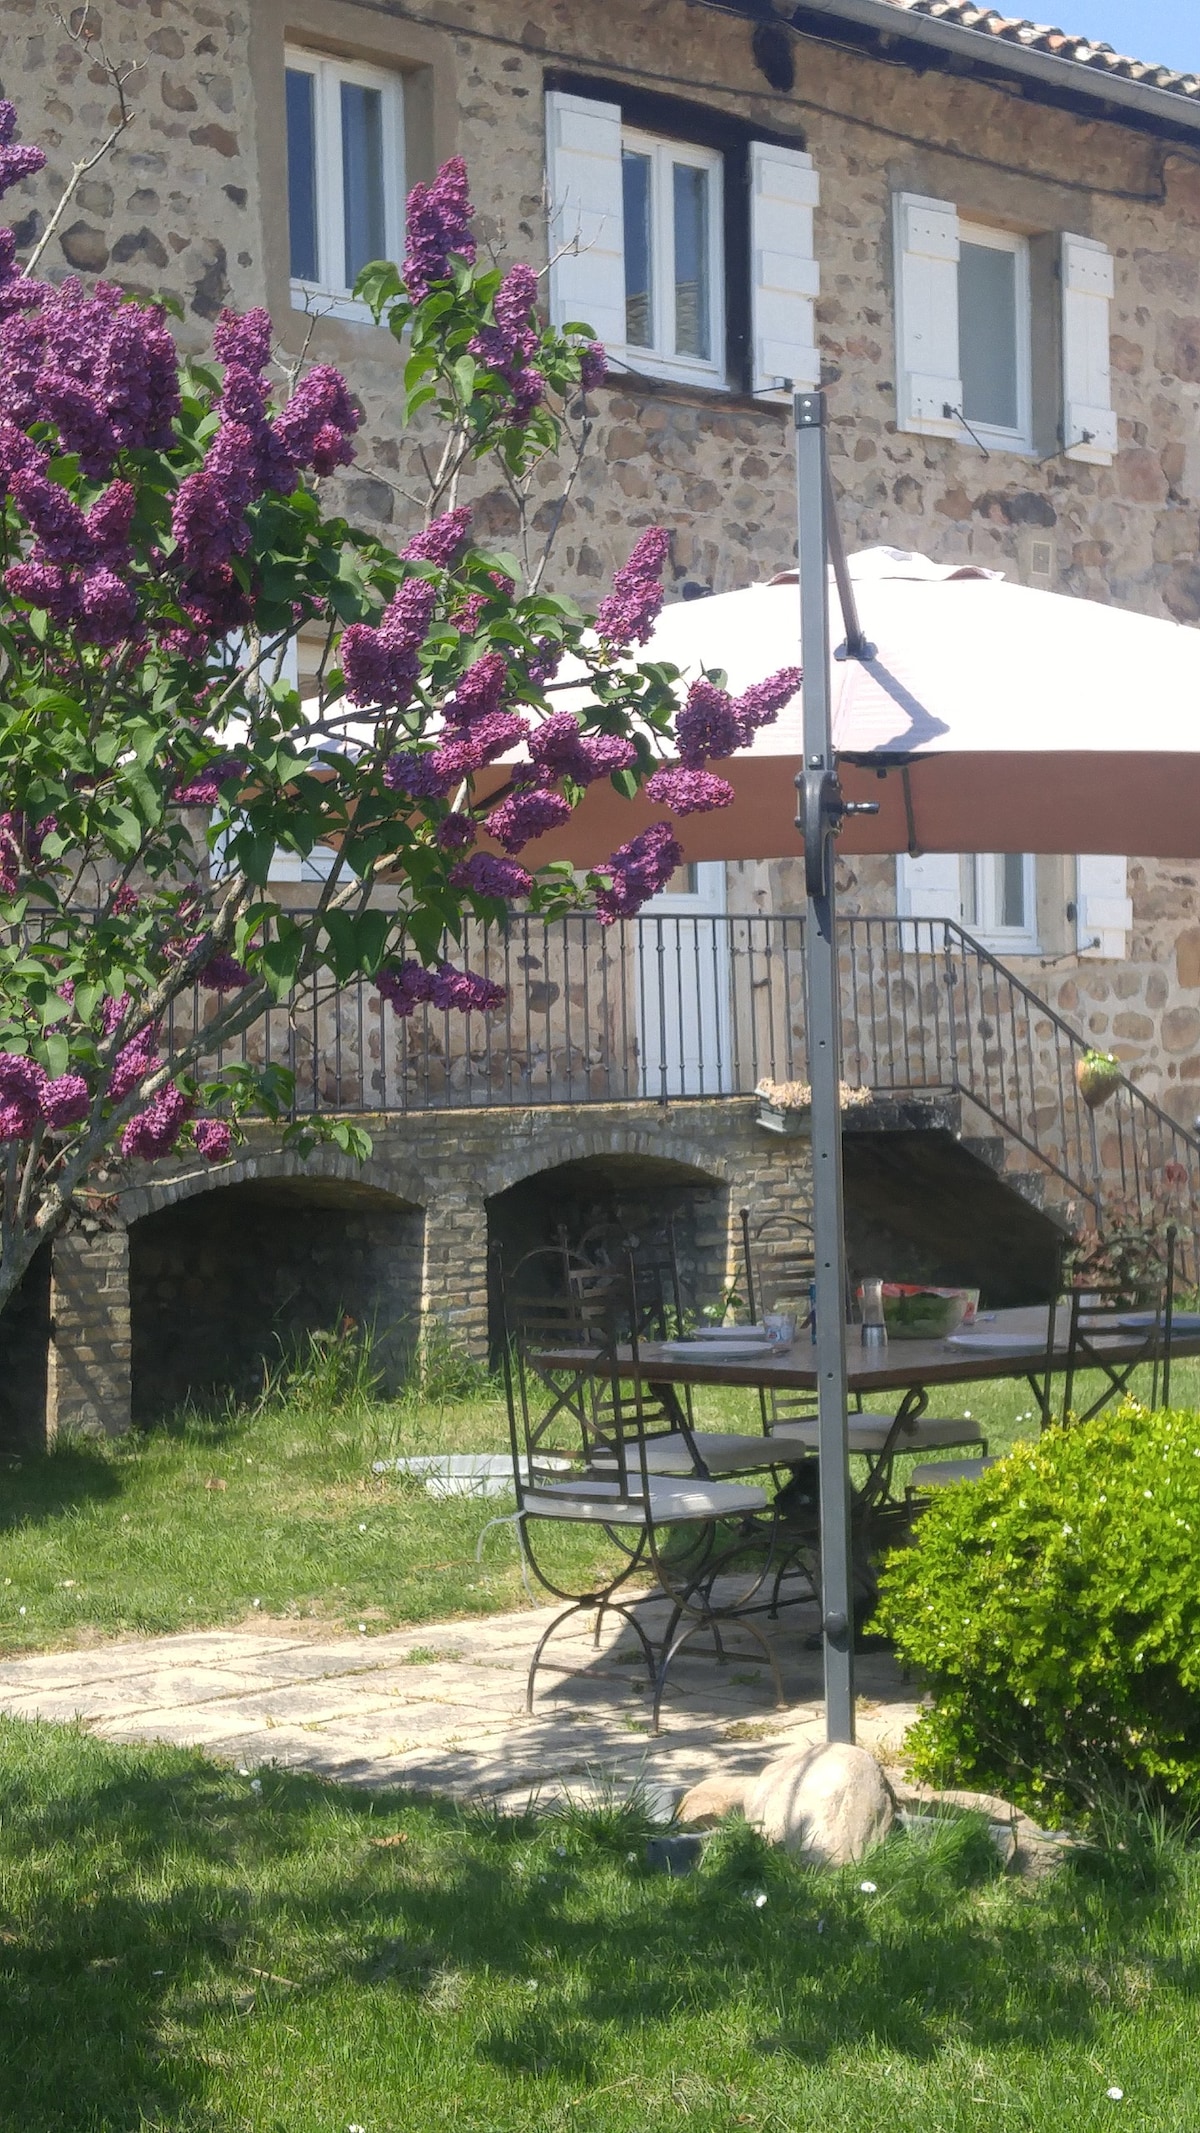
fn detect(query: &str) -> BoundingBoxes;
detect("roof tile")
[879,1,1200,103]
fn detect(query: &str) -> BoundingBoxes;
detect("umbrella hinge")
[796,769,879,898]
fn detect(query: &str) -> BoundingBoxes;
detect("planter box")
[756,1098,812,1138]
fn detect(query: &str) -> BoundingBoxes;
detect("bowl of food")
[879,1284,973,1341]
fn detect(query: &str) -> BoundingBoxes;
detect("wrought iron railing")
[181,910,1200,1271]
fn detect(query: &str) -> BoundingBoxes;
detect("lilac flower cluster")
[197,950,252,992]
[171,307,358,584]
[383,711,528,798]
[41,1074,90,1130]
[675,667,802,768]
[578,342,607,393]
[0,810,54,897]
[644,767,734,815]
[401,506,472,568]
[486,787,571,853]
[0,1052,46,1141]
[193,1116,233,1163]
[526,637,562,687]
[445,651,507,727]
[1,280,179,476]
[595,822,683,924]
[109,1027,160,1102]
[595,527,671,649]
[734,666,802,732]
[402,157,476,304]
[377,957,504,1018]
[527,713,636,788]
[121,1083,191,1161]
[341,576,437,709]
[0,226,48,322]
[434,812,476,852]
[469,262,545,423]
[0,100,46,201]
[449,851,533,900]
[172,755,246,807]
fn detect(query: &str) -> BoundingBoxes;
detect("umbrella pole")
[794,390,855,1744]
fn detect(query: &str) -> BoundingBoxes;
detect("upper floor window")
[621,131,724,386]
[893,193,1116,465]
[285,47,405,321]
[545,88,819,401]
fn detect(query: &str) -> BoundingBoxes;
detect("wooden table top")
[536,1305,1200,1397]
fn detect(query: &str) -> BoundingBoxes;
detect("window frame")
[619,127,726,390]
[284,44,406,324]
[956,221,1033,457]
[963,852,1040,956]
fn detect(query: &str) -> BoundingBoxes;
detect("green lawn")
[1,1717,1197,2133]
[1,1358,1193,1657]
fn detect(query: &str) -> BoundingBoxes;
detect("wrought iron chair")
[496,1252,784,1729]
[1060,1229,1177,1424]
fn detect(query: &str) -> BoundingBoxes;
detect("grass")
[2,1718,1200,2132]
[2,1355,1195,1658]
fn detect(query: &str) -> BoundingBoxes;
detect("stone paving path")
[0,1595,918,1808]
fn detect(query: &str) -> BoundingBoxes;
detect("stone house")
[2,0,1200,1438]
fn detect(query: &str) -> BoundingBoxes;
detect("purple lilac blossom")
[179,564,253,637]
[578,342,607,392]
[109,1031,159,1102]
[0,100,47,198]
[644,766,735,814]
[0,226,50,319]
[525,638,562,687]
[527,712,636,786]
[401,506,472,567]
[84,481,136,568]
[382,751,455,802]
[193,1116,233,1163]
[0,418,42,494]
[452,590,487,637]
[377,960,438,1017]
[732,666,803,737]
[273,362,360,471]
[595,822,683,924]
[40,1074,90,1130]
[109,884,139,914]
[1,281,181,478]
[434,812,476,851]
[431,964,505,1014]
[485,787,571,853]
[9,469,92,565]
[100,993,131,1037]
[449,851,533,899]
[594,526,671,648]
[172,755,246,806]
[445,651,507,727]
[4,559,77,624]
[120,1082,191,1161]
[426,711,527,785]
[212,307,273,370]
[340,576,437,709]
[198,950,252,992]
[402,157,476,303]
[675,679,742,766]
[0,1051,47,1140]
[77,567,138,646]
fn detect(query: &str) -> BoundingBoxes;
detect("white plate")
[690,1325,771,1342]
[1119,1311,1200,1332]
[658,1339,777,1361]
[947,1331,1041,1351]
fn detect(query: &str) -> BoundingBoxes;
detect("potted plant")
[1075,1049,1123,1109]
[755,1078,874,1135]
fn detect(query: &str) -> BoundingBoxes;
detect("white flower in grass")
[1106,2089,1124,2103]
[250,1778,262,1794]
[17,1606,25,1617]
[859,1880,878,1894]
[745,1889,768,1908]
[359,1523,367,1532]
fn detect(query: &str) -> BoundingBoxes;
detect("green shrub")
[875,1404,1200,1823]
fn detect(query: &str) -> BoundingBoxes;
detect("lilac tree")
[0,112,799,1314]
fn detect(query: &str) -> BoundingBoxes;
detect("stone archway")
[127,1166,425,1423]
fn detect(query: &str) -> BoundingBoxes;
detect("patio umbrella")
[523,395,1200,1745]
[521,539,1200,866]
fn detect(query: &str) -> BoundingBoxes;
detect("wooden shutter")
[545,90,626,349]
[1061,235,1117,464]
[1076,855,1131,960]
[749,140,820,399]
[893,192,962,437]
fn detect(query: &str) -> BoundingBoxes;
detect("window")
[620,132,723,384]
[285,47,405,320]
[957,224,1031,454]
[893,194,1116,463]
[545,90,819,399]
[962,853,1039,954]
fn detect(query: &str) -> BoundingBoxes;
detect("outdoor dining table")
[534,1303,1200,1411]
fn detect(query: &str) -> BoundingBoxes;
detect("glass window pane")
[1000,853,1026,930]
[673,162,710,360]
[286,68,319,282]
[959,241,1019,431]
[341,80,386,286]
[623,151,653,348]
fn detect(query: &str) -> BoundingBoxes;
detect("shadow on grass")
[4,1718,1200,2129]
[0,1438,124,1533]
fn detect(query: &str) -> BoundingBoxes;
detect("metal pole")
[794,390,855,1744]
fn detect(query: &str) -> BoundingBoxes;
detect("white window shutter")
[1076,855,1131,960]
[893,192,962,437]
[1061,235,1117,464]
[545,91,626,350]
[749,140,820,399]
[896,855,962,954]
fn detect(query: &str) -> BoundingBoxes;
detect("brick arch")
[481,1125,730,1203]
[118,1145,426,1226]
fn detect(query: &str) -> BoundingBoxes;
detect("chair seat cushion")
[770,1416,986,1455]
[522,1475,768,1525]
[908,1456,999,1489]
[606,1430,814,1477]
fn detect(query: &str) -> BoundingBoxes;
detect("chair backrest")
[1060,1237,1176,1422]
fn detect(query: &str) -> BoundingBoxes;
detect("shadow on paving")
[3,1718,1200,2128]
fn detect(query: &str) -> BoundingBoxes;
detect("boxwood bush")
[876,1405,1200,1822]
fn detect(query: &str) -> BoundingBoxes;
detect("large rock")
[677,1774,750,1827]
[745,1743,895,1864]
